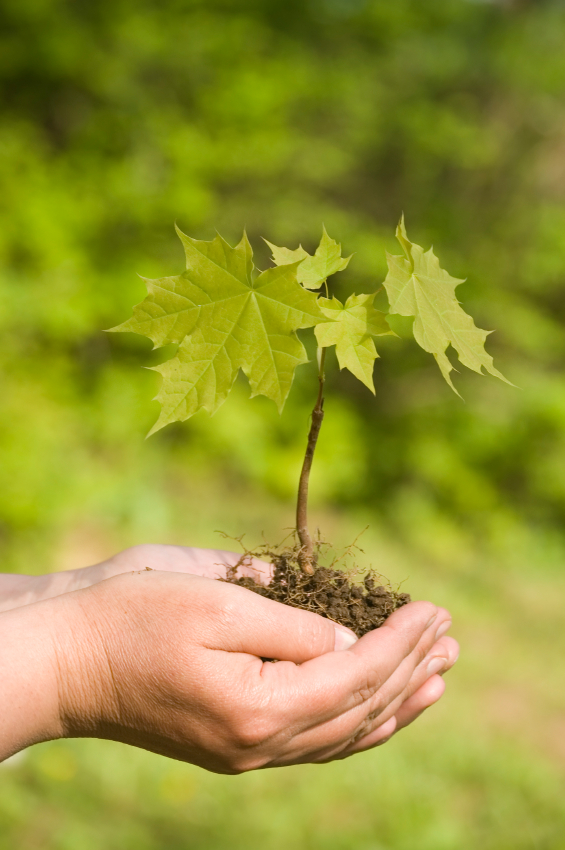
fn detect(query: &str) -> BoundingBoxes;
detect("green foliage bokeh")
[1,0,565,846]
[2,0,565,562]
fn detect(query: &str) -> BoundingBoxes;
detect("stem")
[296,347,326,574]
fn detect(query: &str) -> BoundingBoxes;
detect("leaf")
[265,242,309,269]
[110,226,255,348]
[109,228,324,433]
[265,226,351,289]
[314,293,394,392]
[383,216,510,394]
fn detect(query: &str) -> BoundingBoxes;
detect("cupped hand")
[0,544,271,614]
[53,567,458,772]
[92,543,273,583]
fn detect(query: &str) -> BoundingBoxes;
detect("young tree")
[111,218,509,574]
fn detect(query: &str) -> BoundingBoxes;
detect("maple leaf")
[110,228,324,433]
[314,293,394,392]
[383,216,510,394]
[265,227,351,289]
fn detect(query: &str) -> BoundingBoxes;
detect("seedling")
[111,218,509,633]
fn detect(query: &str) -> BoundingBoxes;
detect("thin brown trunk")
[296,349,325,574]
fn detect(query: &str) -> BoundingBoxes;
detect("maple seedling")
[110,218,509,575]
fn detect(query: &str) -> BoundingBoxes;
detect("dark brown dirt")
[225,548,410,638]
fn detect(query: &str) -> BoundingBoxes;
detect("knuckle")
[418,600,438,619]
[352,719,372,744]
[396,600,436,640]
[353,683,374,705]
[414,638,433,667]
[229,752,269,773]
[231,711,276,751]
[353,666,384,705]
[209,596,240,633]
[124,543,154,561]
[301,614,335,654]
[367,690,386,718]
[116,544,164,575]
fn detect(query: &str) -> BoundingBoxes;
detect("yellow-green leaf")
[110,227,254,348]
[383,217,510,394]
[110,228,324,433]
[265,227,351,289]
[314,293,394,392]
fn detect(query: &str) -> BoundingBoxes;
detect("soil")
[225,547,411,638]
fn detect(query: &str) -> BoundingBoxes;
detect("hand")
[50,568,458,772]
[0,544,272,614]
[0,544,457,761]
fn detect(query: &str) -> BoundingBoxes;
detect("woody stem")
[296,347,326,574]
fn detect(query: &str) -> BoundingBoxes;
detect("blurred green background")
[1,0,565,846]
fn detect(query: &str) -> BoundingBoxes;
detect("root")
[219,535,411,638]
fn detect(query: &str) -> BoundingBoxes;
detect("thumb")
[205,580,358,661]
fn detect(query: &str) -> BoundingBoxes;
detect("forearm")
[0,600,64,760]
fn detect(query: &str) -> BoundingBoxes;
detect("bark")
[296,349,325,573]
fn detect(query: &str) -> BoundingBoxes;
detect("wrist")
[50,579,129,742]
[0,580,125,760]
[0,598,65,760]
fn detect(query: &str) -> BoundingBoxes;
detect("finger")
[308,662,451,765]
[343,673,448,758]
[391,634,458,733]
[239,603,449,768]
[265,612,452,765]
[199,578,358,661]
[351,625,455,720]
[394,674,446,730]
[262,600,443,755]
[351,634,458,734]
[291,601,445,718]
[284,714,399,767]
[338,675,447,761]
[323,716,399,762]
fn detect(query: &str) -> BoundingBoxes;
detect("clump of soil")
[225,546,410,638]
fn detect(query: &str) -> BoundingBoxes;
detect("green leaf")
[265,227,351,289]
[314,293,394,392]
[110,226,255,348]
[383,217,510,394]
[110,228,324,433]
[264,242,309,269]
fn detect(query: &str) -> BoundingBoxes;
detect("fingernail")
[334,626,358,651]
[427,656,447,675]
[426,613,438,629]
[435,620,452,640]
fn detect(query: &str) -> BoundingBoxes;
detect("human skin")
[0,545,458,771]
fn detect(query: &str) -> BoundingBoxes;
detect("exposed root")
[220,537,411,638]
